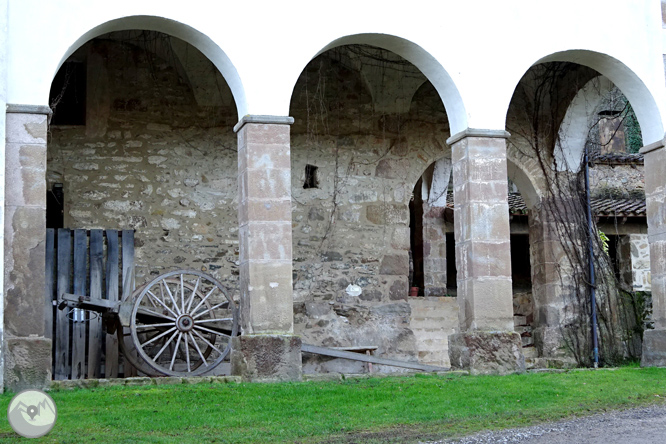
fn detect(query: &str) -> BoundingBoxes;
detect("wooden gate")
[45,229,136,380]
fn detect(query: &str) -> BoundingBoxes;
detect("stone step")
[514,325,532,335]
[411,312,457,318]
[521,335,534,347]
[410,321,454,330]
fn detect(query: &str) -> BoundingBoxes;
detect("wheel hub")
[176,314,194,332]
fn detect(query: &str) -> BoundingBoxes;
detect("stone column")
[617,234,651,293]
[446,129,524,375]
[230,115,301,381]
[528,200,575,365]
[422,158,450,296]
[641,140,666,366]
[3,105,52,391]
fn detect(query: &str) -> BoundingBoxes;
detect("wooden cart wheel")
[129,269,238,377]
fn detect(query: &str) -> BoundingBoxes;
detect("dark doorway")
[46,183,64,229]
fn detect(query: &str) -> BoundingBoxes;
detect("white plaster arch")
[519,50,664,147]
[506,157,541,211]
[555,76,616,173]
[47,16,246,118]
[288,33,467,135]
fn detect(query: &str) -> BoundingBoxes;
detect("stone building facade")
[3,0,666,391]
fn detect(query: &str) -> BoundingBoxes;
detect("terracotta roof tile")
[445,192,645,217]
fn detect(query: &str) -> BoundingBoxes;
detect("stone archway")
[3,18,247,391]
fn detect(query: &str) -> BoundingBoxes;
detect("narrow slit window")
[303,164,319,189]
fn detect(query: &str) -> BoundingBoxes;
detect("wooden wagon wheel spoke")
[130,269,238,377]
[135,322,175,330]
[170,333,183,371]
[137,307,176,321]
[192,329,225,355]
[188,332,209,368]
[153,330,180,361]
[193,324,231,339]
[179,274,186,314]
[183,333,191,373]
[161,280,181,316]
[140,326,177,348]
[192,301,230,320]
[185,277,201,313]
[146,290,179,318]
[189,287,218,317]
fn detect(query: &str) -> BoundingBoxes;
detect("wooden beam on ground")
[301,344,449,372]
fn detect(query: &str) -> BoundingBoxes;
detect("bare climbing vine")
[508,62,648,366]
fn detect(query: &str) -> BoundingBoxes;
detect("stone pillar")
[446,129,524,375]
[641,140,666,366]
[3,105,52,391]
[230,115,302,381]
[422,158,450,296]
[528,200,575,365]
[617,234,651,292]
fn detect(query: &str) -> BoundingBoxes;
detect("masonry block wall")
[289,52,452,370]
[47,36,460,373]
[47,38,241,293]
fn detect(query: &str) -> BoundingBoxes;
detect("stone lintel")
[231,334,302,382]
[446,128,511,146]
[234,115,294,133]
[639,139,665,155]
[6,104,52,115]
[641,329,666,367]
[448,331,525,375]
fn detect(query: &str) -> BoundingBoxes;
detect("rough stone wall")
[47,37,241,292]
[49,40,458,372]
[289,52,451,368]
[590,164,645,199]
[619,234,651,292]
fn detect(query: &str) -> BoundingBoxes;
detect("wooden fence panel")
[71,229,87,380]
[121,230,137,377]
[105,230,120,378]
[48,229,134,380]
[54,229,71,380]
[87,230,103,379]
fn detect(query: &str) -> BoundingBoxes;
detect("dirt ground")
[430,403,666,444]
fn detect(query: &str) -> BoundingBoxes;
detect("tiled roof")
[590,197,646,217]
[588,151,643,165]
[445,192,645,218]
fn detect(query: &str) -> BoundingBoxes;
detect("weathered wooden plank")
[71,229,87,379]
[55,229,72,380]
[45,229,55,341]
[121,230,135,302]
[105,230,119,378]
[121,230,137,376]
[87,229,104,379]
[301,344,449,372]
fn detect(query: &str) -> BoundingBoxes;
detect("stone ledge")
[233,115,295,133]
[46,369,468,391]
[6,103,52,115]
[446,128,511,146]
[48,375,242,390]
[639,139,665,155]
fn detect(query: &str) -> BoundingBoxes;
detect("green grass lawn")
[1,367,665,443]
